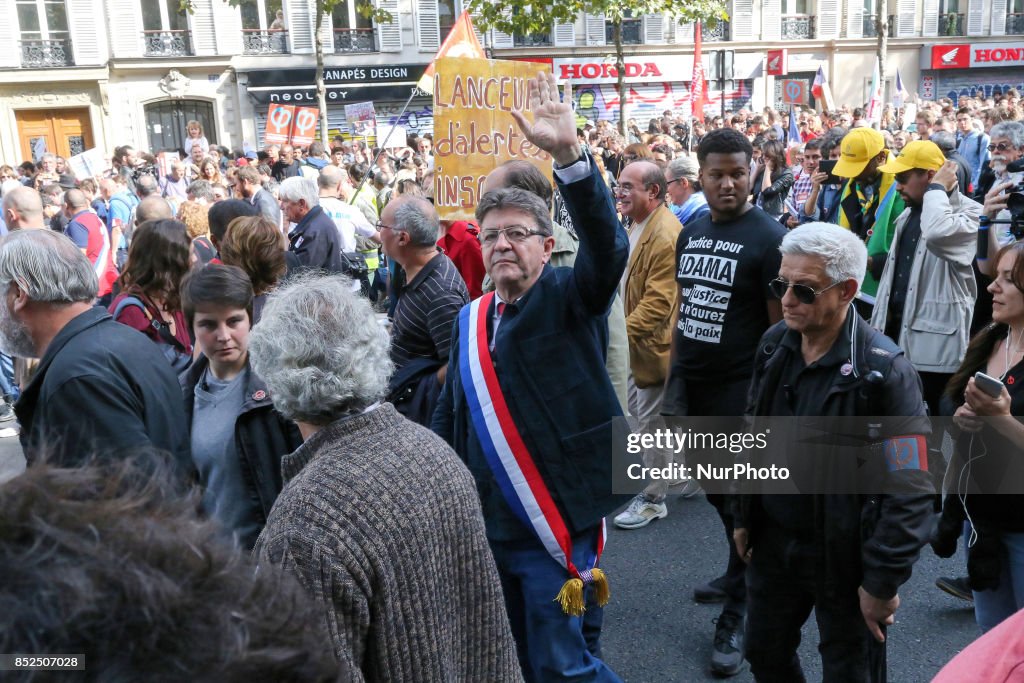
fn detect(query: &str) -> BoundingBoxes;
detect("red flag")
[690,23,709,120]
[416,11,487,94]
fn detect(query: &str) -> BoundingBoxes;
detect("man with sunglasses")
[736,222,934,683]
[974,121,1024,203]
[869,141,981,417]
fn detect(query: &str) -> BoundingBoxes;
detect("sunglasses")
[769,278,843,304]
[988,142,1014,152]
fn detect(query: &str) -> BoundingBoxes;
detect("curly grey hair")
[249,273,392,425]
[990,121,1024,149]
[779,222,867,284]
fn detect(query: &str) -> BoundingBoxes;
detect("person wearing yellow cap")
[870,140,982,416]
[831,128,905,298]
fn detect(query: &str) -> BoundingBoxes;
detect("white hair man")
[2,230,190,471]
[279,176,343,273]
[736,222,934,682]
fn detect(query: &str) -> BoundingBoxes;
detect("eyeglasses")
[666,177,683,186]
[375,222,399,232]
[479,225,546,246]
[769,278,843,304]
[988,142,1014,152]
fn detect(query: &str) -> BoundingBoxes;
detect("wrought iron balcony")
[333,28,376,53]
[514,32,552,47]
[702,19,730,41]
[20,39,72,67]
[860,15,895,36]
[242,28,289,54]
[606,18,642,44]
[143,30,192,56]
[1009,13,1024,34]
[942,12,965,35]
[781,15,815,39]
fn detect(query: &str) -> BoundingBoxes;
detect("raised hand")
[510,71,583,167]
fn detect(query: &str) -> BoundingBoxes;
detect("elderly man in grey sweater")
[250,273,522,682]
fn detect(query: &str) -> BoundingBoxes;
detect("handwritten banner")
[345,101,377,137]
[432,56,552,222]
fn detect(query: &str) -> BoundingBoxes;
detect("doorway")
[144,99,217,154]
[15,107,93,161]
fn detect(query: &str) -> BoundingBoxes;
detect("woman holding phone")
[936,240,1024,632]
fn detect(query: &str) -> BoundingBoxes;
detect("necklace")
[1001,326,1024,381]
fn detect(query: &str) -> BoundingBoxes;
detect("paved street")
[601,493,979,682]
[0,443,981,681]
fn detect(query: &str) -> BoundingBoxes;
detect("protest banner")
[156,151,181,179]
[432,56,552,221]
[265,104,295,144]
[375,125,407,149]
[67,147,107,179]
[345,101,377,137]
[290,106,320,146]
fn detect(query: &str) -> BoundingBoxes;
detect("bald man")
[64,188,119,300]
[135,196,173,224]
[2,186,45,230]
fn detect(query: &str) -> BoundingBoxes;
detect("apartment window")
[332,1,375,52]
[16,0,69,42]
[141,0,188,31]
[781,0,814,38]
[240,0,284,30]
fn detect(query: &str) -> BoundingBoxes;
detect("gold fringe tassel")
[591,568,610,607]
[554,570,611,615]
[555,578,586,616]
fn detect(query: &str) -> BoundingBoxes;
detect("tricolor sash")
[458,292,609,616]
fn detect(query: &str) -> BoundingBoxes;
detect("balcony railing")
[20,39,72,67]
[333,28,375,53]
[143,30,192,56]
[514,32,552,47]
[702,19,730,41]
[1009,13,1024,34]
[242,28,289,54]
[941,12,965,35]
[781,15,815,39]
[859,14,896,36]
[606,18,642,44]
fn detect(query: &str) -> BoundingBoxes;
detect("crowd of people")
[1,73,1024,682]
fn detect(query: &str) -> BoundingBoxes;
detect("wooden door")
[15,108,94,161]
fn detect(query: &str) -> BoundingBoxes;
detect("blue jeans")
[0,352,17,401]
[489,527,622,683]
[971,531,1024,632]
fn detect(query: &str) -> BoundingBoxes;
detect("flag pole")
[349,87,418,205]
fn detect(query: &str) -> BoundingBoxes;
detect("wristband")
[979,216,991,226]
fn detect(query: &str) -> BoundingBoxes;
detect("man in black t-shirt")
[270,144,303,182]
[663,128,785,678]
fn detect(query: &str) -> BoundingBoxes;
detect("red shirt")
[65,210,118,297]
[438,220,485,300]
[933,607,1024,682]
[108,292,193,354]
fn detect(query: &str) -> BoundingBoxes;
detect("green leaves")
[465,0,727,36]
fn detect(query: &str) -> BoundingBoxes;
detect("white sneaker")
[613,494,668,530]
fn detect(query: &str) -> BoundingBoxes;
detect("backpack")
[111,296,192,374]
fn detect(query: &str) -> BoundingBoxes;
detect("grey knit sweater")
[254,403,523,682]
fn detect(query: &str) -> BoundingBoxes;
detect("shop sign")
[924,42,1024,69]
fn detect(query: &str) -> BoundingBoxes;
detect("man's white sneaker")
[613,494,668,529]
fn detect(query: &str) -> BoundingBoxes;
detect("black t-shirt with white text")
[672,206,786,382]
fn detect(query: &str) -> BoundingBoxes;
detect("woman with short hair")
[219,215,288,324]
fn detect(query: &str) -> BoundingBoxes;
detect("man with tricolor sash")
[831,128,906,302]
[433,71,629,683]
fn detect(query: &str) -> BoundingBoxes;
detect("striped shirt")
[390,252,469,371]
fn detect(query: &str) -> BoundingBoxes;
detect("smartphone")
[974,371,1005,398]
[818,159,843,186]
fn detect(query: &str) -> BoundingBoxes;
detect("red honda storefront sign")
[924,41,1024,69]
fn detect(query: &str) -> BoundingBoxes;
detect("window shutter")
[67,0,106,65]
[491,8,514,49]
[553,19,575,46]
[417,0,440,51]
[922,0,939,35]
[376,0,403,52]
[108,0,143,58]
[817,0,840,36]
[674,20,693,43]
[991,0,1007,34]
[286,0,314,54]
[467,6,486,45]
[317,11,333,52]
[897,0,917,36]
[188,0,218,56]
[967,0,985,34]
[761,0,782,39]
[0,0,19,67]
[846,0,864,37]
[642,13,665,43]
[731,0,755,38]
[585,13,606,45]
[212,0,243,54]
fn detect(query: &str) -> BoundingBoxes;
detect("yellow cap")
[878,140,947,174]
[833,128,886,178]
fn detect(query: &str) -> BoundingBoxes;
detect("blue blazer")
[432,158,630,539]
